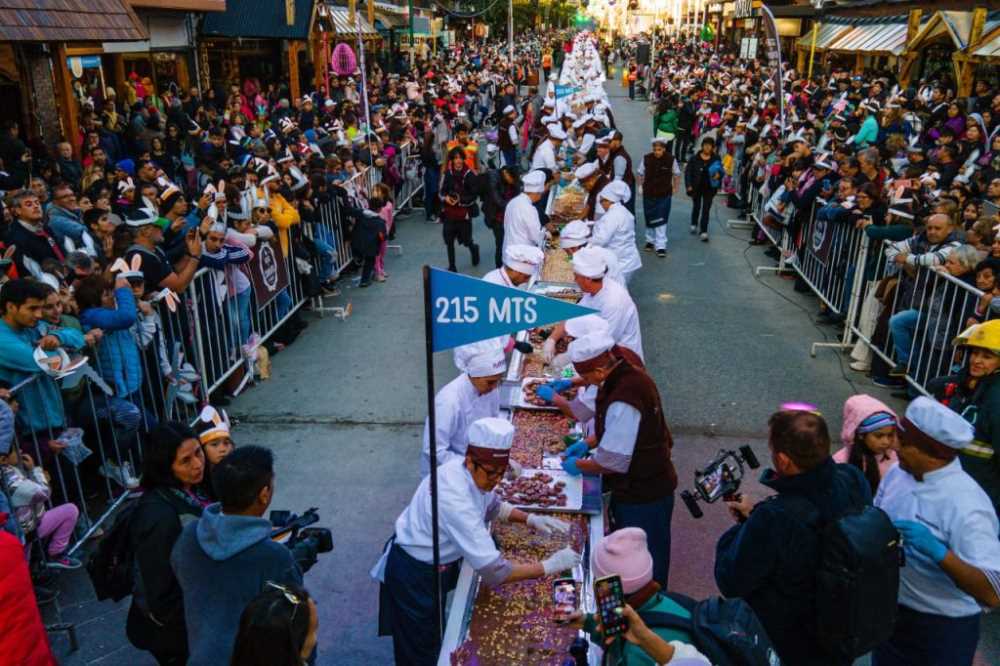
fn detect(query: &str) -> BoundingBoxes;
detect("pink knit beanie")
[591,528,653,594]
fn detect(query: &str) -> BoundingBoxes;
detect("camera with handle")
[270,507,333,573]
[680,446,760,518]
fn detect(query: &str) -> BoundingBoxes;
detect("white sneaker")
[689,224,697,234]
[700,232,709,242]
[850,361,871,373]
[98,462,126,487]
[121,461,140,489]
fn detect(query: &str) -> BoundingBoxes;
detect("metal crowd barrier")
[742,183,991,397]
[0,144,428,559]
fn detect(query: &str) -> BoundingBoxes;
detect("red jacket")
[0,529,57,666]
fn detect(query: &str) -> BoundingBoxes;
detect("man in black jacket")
[714,409,872,666]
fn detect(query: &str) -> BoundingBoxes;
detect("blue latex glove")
[536,385,557,403]
[548,379,573,393]
[565,441,590,458]
[894,520,948,563]
[561,456,582,476]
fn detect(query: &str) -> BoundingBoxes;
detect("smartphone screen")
[552,577,577,623]
[594,575,627,638]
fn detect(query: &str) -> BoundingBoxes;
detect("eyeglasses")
[474,462,507,481]
[265,581,303,621]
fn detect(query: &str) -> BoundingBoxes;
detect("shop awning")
[375,12,407,29]
[0,0,147,42]
[326,6,380,39]
[202,0,312,40]
[374,1,407,14]
[971,27,1000,59]
[795,21,853,51]
[825,19,910,56]
[908,10,976,51]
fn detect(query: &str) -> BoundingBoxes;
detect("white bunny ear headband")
[110,254,143,280]
[197,404,231,442]
[149,287,180,313]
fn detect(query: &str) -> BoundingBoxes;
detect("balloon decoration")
[331,43,357,76]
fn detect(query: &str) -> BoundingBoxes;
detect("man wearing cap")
[558,220,626,286]
[561,332,675,588]
[575,161,610,222]
[422,344,506,476]
[608,130,637,214]
[502,170,546,255]
[378,417,581,665]
[124,207,203,295]
[873,397,1000,666]
[550,246,643,362]
[592,181,641,285]
[930,320,1000,514]
[498,105,519,167]
[637,137,681,257]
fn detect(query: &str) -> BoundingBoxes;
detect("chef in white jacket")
[422,344,506,475]
[479,244,545,357]
[376,417,582,665]
[502,170,547,254]
[558,220,626,288]
[590,181,642,285]
[531,124,565,172]
[544,246,644,362]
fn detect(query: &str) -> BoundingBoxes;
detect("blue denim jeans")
[314,225,336,282]
[889,308,919,364]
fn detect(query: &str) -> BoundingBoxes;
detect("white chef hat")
[569,332,616,365]
[572,245,608,279]
[565,313,610,339]
[462,344,507,378]
[572,114,591,129]
[522,170,547,194]
[575,161,599,180]
[540,114,557,125]
[900,396,974,451]
[503,244,544,275]
[467,417,514,452]
[651,136,670,147]
[559,220,591,249]
[598,181,630,205]
[548,125,568,140]
[503,104,516,115]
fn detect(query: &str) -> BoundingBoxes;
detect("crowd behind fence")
[740,182,992,398]
[0,142,425,560]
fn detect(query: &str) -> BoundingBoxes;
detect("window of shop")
[917,43,956,83]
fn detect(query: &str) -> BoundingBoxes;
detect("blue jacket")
[80,287,141,398]
[715,458,871,665]
[171,503,303,666]
[46,205,88,247]
[0,320,83,432]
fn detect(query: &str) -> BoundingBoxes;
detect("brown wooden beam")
[51,43,80,157]
[288,40,301,102]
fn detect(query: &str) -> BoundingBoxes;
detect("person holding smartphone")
[566,529,710,666]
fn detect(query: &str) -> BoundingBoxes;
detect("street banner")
[427,267,595,351]
[759,4,786,134]
[555,84,581,99]
[245,239,289,311]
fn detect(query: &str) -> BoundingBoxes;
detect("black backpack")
[640,593,780,666]
[86,495,141,602]
[783,496,901,661]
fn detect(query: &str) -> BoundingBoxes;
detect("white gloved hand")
[542,337,558,364]
[504,459,523,481]
[527,514,571,535]
[497,500,515,522]
[550,352,571,370]
[542,547,582,576]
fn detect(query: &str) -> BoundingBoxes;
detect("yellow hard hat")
[954,320,1000,354]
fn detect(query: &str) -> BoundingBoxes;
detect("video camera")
[680,447,760,519]
[270,507,333,572]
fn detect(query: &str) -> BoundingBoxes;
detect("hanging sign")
[555,84,581,99]
[426,267,594,352]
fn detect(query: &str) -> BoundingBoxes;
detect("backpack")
[782,496,901,661]
[86,494,141,602]
[640,593,780,666]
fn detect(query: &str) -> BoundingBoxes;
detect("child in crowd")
[372,182,394,282]
[193,405,235,502]
[834,394,898,494]
[0,399,82,569]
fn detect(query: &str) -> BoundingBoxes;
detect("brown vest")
[642,152,674,198]
[586,174,610,221]
[595,361,677,503]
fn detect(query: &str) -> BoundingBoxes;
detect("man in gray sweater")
[171,446,305,665]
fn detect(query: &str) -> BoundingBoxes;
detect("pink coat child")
[833,394,899,483]
[375,200,394,280]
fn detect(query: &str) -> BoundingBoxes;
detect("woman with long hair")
[230,583,318,666]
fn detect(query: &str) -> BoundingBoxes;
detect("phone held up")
[593,574,627,639]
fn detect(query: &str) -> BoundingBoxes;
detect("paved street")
[48,75,998,666]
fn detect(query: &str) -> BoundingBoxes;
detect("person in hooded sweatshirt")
[171,445,304,666]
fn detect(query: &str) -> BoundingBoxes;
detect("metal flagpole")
[508,0,514,67]
[422,266,444,637]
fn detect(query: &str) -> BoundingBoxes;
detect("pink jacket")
[833,394,898,477]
